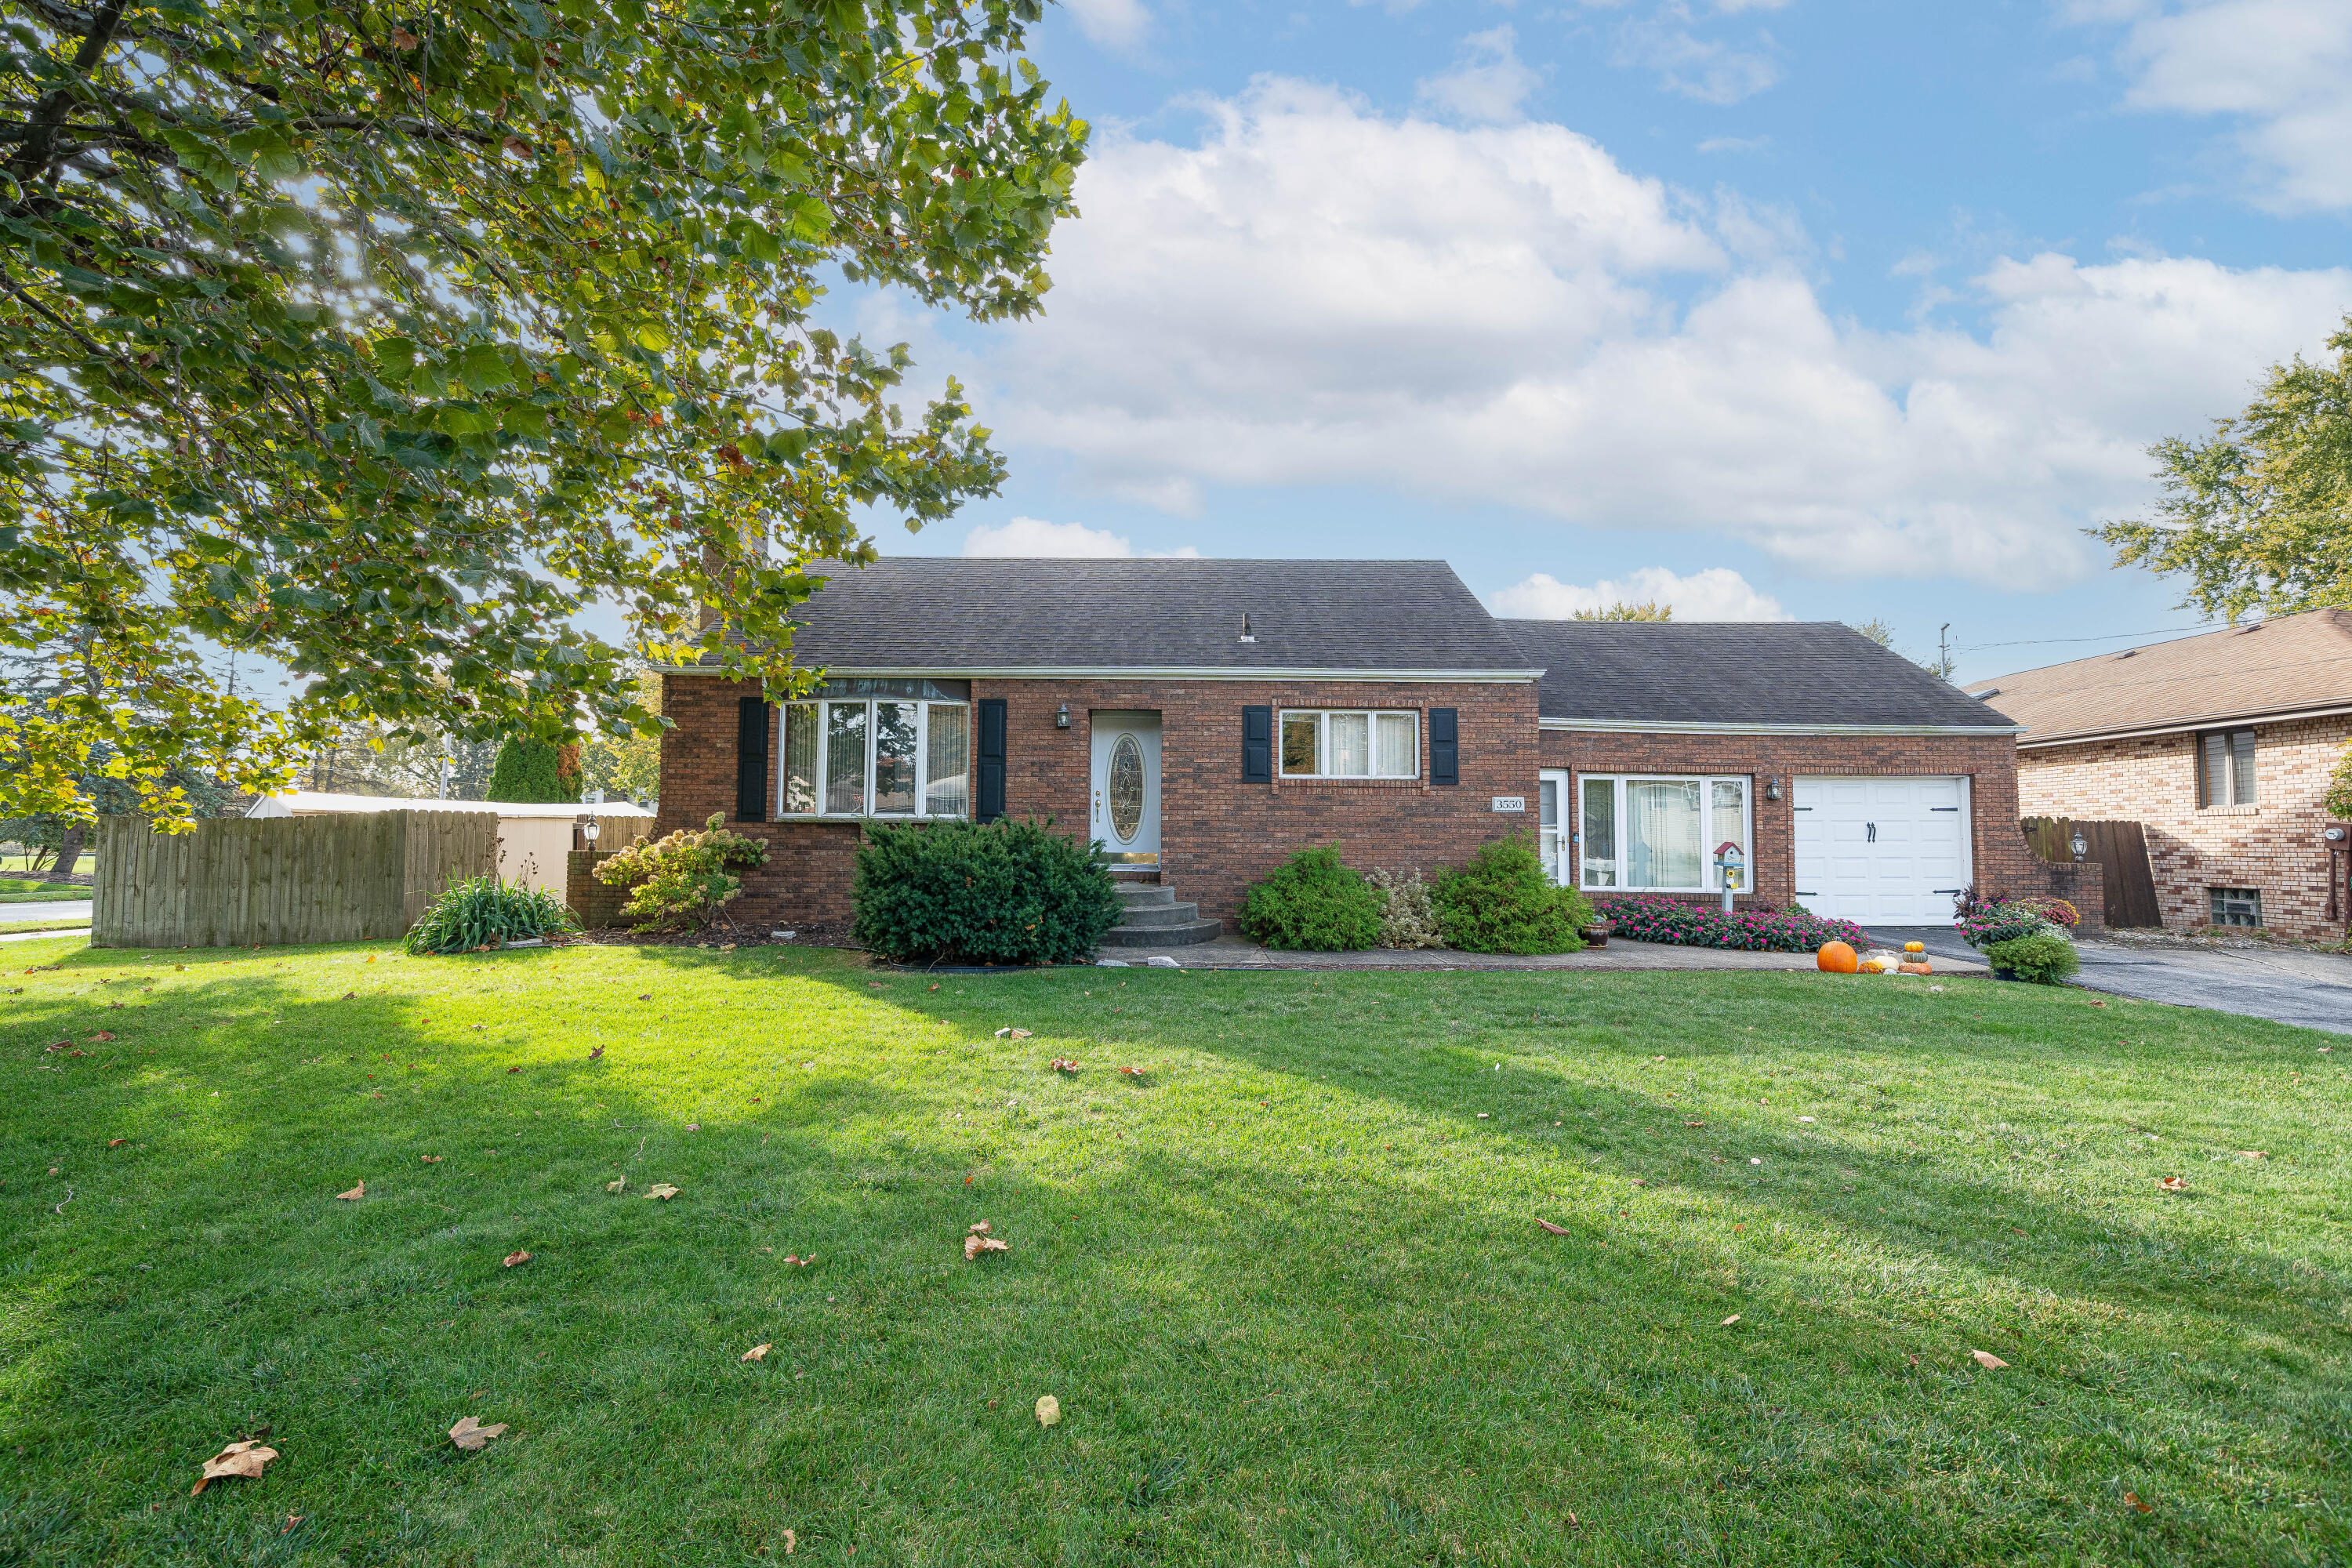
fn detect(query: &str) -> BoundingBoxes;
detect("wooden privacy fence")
[2022,816,2162,929]
[94,811,498,949]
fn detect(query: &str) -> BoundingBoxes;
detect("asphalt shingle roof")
[1966,609,2352,743]
[1499,619,2017,729]
[720,557,1538,674]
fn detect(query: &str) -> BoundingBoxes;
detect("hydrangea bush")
[1592,895,1866,953]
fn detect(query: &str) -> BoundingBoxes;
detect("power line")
[1960,623,2215,653]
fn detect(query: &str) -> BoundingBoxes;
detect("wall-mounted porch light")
[1765,776,1782,801]
[1056,704,1071,728]
[2070,830,2087,862]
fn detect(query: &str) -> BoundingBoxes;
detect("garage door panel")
[1791,775,1972,925]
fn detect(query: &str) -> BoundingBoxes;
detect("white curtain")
[1327,713,1370,776]
[1376,713,1416,776]
[1627,780,1703,887]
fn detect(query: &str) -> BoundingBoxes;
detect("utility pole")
[1939,623,1953,681]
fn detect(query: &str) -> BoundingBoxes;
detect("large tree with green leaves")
[2096,317,2352,620]
[0,0,1087,826]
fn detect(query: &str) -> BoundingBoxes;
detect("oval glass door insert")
[1109,734,1144,841]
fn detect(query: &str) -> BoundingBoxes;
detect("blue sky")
[843,0,2352,685]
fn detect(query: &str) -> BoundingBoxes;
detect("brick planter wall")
[2015,714,2352,939]
[566,849,631,931]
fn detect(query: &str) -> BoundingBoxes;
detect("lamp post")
[2070,830,2087,862]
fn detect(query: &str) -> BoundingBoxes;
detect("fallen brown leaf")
[742,1343,772,1363]
[1971,1349,2008,1370]
[421,1155,441,1163]
[90,1030,114,1041]
[448,1415,508,1450]
[1720,1314,1741,1327]
[1050,1058,1080,1073]
[191,1439,278,1495]
[588,1046,603,1059]
[502,1250,531,1268]
[1535,1218,1572,1236]
[2156,1175,2187,1192]
[2239,1150,2267,1160]
[2125,1490,2152,1514]
[783,1528,797,1555]
[1118,1065,1149,1076]
[606,1176,626,1193]
[645,1183,681,1200]
[994,1027,1033,1040]
[107,1138,126,1148]
[1035,1394,1062,1426]
[281,1512,303,1534]
[506,1065,521,1074]
[964,1234,1010,1259]
[336,1181,365,1201]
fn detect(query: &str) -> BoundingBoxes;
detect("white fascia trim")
[1539,717,2024,737]
[660,664,1545,684]
[2016,700,2352,750]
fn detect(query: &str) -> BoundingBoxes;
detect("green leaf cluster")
[1240,844,1385,952]
[1431,834,1591,955]
[1984,931,2080,986]
[2096,317,2352,620]
[850,817,1121,965]
[401,873,579,953]
[0,0,1090,827]
[592,811,770,930]
[486,736,579,803]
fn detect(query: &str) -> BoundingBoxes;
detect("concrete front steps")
[1097,881,1221,948]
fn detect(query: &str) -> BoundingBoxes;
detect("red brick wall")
[1538,729,2076,923]
[2015,715,2352,938]
[657,674,1541,927]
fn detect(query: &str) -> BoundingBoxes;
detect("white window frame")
[776,699,971,820]
[1576,773,1752,894]
[1276,708,1421,780]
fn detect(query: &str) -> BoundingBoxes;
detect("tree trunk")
[51,824,86,877]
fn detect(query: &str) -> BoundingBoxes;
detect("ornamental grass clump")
[1240,846,1385,951]
[1431,835,1590,955]
[1365,867,1445,950]
[592,812,771,932]
[851,818,1121,965]
[403,875,579,955]
[1592,895,1864,953]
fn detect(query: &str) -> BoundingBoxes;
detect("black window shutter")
[977,698,1007,821]
[1429,707,1459,786]
[1242,705,1272,782]
[735,695,771,822]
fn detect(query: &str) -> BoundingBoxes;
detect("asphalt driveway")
[1875,924,2352,1036]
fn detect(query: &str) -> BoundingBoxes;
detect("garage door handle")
[1796,891,1817,897]
[1931,806,1959,812]
[1933,888,1960,894]
[1866,822,1876,842]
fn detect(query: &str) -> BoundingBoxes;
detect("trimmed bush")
[1431,835,1591,955]
[1365,867,1444,950]
[593,812,771,931]
[487,736,581,803]
[1984,931,2080,985]
[1593,895,1866,953]
[852,818,1121,965]
[403,874,579,954]
[1240,845,1384,952]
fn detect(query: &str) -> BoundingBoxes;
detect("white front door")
[1539,769,1571,885]
[1792,775,1971,924]
[1091,712,1162,865]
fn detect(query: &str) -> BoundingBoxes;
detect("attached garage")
[1791,775,1971,925]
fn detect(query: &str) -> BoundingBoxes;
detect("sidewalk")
[1097,932,1988,974]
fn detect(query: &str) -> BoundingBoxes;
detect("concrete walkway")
[1877,924,2352,1036]
[1099,931,1987,975]
[3,899,93,924]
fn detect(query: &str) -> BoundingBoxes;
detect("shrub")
[1365,867,1445,949]
[852,818,1121,965]
[403,874,579,954]
[1593,895,1866,953]
[1431,835,1591,955]
[1984,931,2080,985]
[1240,845,1384,951]
[487,736,581,803]
[593,812,771,931]
[1954,893,2057,948]
[2029,896,2081,931]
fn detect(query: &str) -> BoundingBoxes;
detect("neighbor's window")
[1576,774,1751,893]
[779,680,971,818]
[2198,728,2257,808]
[1278,710,1418,779]
[2209,887,2262,927]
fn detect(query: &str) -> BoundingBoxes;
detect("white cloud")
[1415,27,1543,124]
[1492,567,1789,620]
[1697,134,1770,153]
[982,78,2352,583]
[961,517,1201,558]
[2089,0,2352,210]
[1062,0,1152,53]
[1612,8,1783,103]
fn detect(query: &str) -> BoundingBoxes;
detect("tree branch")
[7,0,125,188]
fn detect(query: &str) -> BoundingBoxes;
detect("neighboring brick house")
[1969,610,2352,940]
[655,557,2056,941]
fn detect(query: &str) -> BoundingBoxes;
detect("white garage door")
[1792,776,1971,926]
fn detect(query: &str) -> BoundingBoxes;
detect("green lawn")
[2,936,2346,1566]
[0,878,89,905]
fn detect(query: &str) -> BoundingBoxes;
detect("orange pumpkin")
[1817,941,1860,974]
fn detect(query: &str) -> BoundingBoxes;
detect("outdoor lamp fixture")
[1765,776,1782,801]
[580,819,601,848]
[2070,830,2087,862]
[1056,704,1071,728]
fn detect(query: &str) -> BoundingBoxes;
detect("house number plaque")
[1490,796,1526,813]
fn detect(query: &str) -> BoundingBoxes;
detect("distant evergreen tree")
[486,739,581,804]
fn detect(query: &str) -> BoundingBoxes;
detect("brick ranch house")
[1972,609,2352,940]
[652,557,2074,942]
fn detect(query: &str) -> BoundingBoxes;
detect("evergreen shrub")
[487,737,581,803]
[1431,835,1591,954]
[851,818,1121,965]
[1984,931,2081,985]
[1240,845,1384,951]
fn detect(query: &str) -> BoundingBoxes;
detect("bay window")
[1575,774,1751,894]
[779,678,971,818]
[1279,709,1419,779]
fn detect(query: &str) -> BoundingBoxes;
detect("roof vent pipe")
[1240,613,1257,644]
